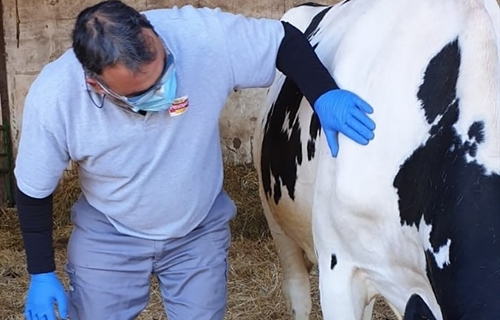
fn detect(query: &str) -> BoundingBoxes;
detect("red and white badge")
[169,96,189,117]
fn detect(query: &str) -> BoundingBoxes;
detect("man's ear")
[86,77,105,95]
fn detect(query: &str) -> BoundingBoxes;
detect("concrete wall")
[1,0,338,165]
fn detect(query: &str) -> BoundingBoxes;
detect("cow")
[252,0,500,319]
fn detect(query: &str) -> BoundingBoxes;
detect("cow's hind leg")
[259,195,312,319]
[275,228,313,320]
[316,254,374,320]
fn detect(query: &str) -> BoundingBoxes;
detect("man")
[14,1,376,319]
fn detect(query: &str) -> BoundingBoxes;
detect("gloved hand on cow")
[25,271,68,320]
[314,89,376,157]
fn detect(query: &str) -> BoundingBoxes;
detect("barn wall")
[1,0,338,165]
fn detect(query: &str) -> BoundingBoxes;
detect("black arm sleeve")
[15,184,55,274]
[276,21,339,107]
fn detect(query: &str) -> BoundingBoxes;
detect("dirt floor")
[0,164,397,319]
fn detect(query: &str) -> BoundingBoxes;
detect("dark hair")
[72,0,157,77]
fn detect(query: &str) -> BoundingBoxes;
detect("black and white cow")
[253,0,500,319]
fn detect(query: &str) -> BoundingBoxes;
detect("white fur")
[253,0,500,319]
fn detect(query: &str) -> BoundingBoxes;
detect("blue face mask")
[127,66,177,113]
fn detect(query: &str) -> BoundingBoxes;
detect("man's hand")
[25,272,67,320]
[314,89,376,157]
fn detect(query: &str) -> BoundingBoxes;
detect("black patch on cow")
[397,38,461,228]
[418,39,460,125]
[468,121,485,143]
[307,113,321,160]
[261,79,304,203]
[260,7,332,204]
[330,254,337,270]
[464,121,485,160]
[303,6,332,41]
[395,37,500,319]
[403,294,437,320]
[296,2,328,7]
[396,102,460,230]
[465,140,477,158]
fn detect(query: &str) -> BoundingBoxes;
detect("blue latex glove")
[314,89,376,157]
[25,272,67,320]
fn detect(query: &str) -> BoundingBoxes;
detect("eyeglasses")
[86,40,174,111]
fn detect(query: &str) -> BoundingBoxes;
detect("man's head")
[73,0,167,101]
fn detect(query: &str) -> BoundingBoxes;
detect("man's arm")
[274,21,376,157]
[16,184,68,320]
[276,21,338,106]
[200,7,376,156]
[16,185,55,274]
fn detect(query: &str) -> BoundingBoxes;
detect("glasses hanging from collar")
[85,79,105,109]
[84,77,138,113]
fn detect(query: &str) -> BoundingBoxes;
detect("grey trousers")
[65,191,235,320]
